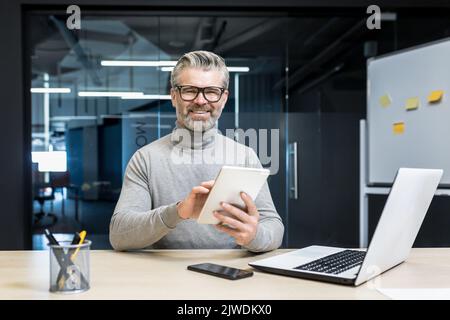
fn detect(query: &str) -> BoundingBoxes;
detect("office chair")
[32,163,58,227]
[33,185,58,226]
[49,171,80,219]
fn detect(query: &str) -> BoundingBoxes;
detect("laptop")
[249,168,443,286]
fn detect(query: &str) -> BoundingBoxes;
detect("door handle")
[288,142,298,199]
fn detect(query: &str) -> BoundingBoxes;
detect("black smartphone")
[187,263,254,280]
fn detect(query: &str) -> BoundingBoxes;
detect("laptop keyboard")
[294,250,366,275]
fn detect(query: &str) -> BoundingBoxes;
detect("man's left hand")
[213,192,259,246]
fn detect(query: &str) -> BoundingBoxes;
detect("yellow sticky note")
[379,94,392,107]
[393,122,405,135]
[405,97,419,111]
[428,90,444,103]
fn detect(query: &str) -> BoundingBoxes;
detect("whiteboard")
[367,38,450,186]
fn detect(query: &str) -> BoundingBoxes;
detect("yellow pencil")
[70,230,86,262]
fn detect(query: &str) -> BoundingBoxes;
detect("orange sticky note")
[393,122,405,135]
[405,97,419,111]
[428,90,444,103]
[379,94,391,107]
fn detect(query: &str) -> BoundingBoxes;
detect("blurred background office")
[1,0,450,250]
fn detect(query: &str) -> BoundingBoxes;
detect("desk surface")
[1,248,450,300]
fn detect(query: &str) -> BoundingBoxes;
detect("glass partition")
[28,12,289,249]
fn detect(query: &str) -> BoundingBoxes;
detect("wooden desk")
[1,248,450,300]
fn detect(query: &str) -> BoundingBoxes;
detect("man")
[109,50,284,252]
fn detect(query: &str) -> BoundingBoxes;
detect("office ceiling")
[28,12,450,104]
[30,15,363,88]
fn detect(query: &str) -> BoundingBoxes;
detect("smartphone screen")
[187,263,254,280]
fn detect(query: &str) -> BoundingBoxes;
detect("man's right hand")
[176,180,215,220]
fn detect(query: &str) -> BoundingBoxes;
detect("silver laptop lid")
[355,168,443,286]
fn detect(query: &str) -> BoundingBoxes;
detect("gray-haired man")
[109,51,284,252]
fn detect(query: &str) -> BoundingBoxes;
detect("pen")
[44,228,64,267]
[44,228,60,246]
[71,232,81,245]
[70,230,86,261]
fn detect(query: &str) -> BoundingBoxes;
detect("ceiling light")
[101,60,177,67]
[31,88,71,93]
[121,94,171,100]
[31,151,67,172]
[160,66,250,72]
[78,91,144,98]
[227,67,250,72]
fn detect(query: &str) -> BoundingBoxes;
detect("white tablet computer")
[197,166,270,224]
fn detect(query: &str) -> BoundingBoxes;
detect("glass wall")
[28,12,289,249]
[28,9,450,249]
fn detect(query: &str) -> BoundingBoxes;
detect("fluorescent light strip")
[121,94,171,100]
[101,60,177,67]
[78,91,144,97]
[31,151,67,172]
[102,61,250,72]
[50,116,97,121]
[31,88,71,93]
[100,114,176,119]
[160,66,250,72]
[227,67,250,72]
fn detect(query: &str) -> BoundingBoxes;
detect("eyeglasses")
[175,85,226,103]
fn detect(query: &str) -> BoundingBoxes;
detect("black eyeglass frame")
[175,85,226,102]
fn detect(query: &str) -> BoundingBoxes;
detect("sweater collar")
[170,122,217,150]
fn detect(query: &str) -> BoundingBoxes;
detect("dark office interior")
[1,0,450,251]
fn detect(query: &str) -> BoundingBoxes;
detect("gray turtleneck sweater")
[109,125,284,252]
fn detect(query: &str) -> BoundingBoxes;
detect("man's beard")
[178,106,219,132]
